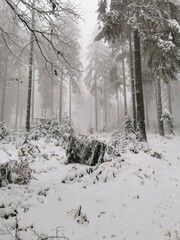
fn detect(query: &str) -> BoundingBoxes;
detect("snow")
[0,134,180,240]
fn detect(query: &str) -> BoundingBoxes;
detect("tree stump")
[66,134,107,166]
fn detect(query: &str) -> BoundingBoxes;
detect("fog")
[0,0,180,135]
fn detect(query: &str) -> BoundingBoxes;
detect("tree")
[1,0,81,131]
[84,37,113,131]
[109,64,121,126]
[96,0,180,140]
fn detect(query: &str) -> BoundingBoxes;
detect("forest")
[0,0,180,240]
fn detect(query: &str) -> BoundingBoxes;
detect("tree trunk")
[94,75,98,131]
[116,88,120,126]
[59,72,63,122]
[167,81,173,114]
[76,93,79,128]
[104,78,107,128]
[15,66,21,130]
[144,95,150,130]
[50,64,54,116]
[134,30,147,141]
[155,77,165,136]
[1,56,8,122]
[89,94,93,131]
[69,77,72,125]
[129,32,137,130]
[121,42,127,116]
[31,67,35,122]
[25,0,35,132]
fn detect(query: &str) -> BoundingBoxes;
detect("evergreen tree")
[84,37,113,130]
[96,0,180,140]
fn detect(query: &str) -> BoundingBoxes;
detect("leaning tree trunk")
[25,0,35,132]
[129,32,137,130]
[59,72,63,122]
[134,30,147,141]
[121,42,127,116]
[1,56,8,122]
[155,77,165,136]
[167,81,173,114]
[103,78,107,128]
[94,75,98,131]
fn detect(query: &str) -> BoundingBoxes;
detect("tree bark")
[69,77,72,125]
[129,32,137,130]
[103,78,107,128]
[59,72,63,122]
[25,0,35,132]
[94,74,98,131]
[15,66,21,130]
[144,94,150,130]
[116,88,120,126]
[31,67,35,122]
[134,30,147,141]
[1,56,8,122]
[155,77,165,136]
[121,42,127,116]
[167,81,173,114]
[50,64,54,116]
[76,94,79,128]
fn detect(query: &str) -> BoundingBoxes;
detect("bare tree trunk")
[50,64,54,116]
[59,72,63,122]
[129,32,137,130]
[44,80,47,116]
[134,30,147,141]
[89,95,92,131]
[104,78,107,128]
[116,88,120,126]
[94,75,98,131]
[15,66,21,130]
[25,0,35,132]
[76,93,79,128]
[167,81,173,114]
[69,77,72,125]
[144,95,150,130]
[1,56,8,122]
[31,67,35,122]
[122,42,127,116]
[155,77,165,136]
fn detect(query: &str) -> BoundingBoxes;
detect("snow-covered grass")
[0,134,180,240]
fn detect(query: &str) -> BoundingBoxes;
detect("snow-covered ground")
[0,134,180,240]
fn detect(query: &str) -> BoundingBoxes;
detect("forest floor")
[0,133,180,240]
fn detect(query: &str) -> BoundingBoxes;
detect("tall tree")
[84,37,113,130]
[96,0,180,140]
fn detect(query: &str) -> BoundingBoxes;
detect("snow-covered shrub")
[0,122,9,141]
[0,159,32,187]
[28,116,73,147]
[111,131,148,154]
[123,115,135,135]
[62,158,124,185]
[18,141,40,162]
[162,109,174,135]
